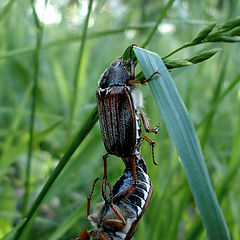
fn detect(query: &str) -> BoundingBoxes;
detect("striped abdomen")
[96,86,137,157]
[87,164,153,240]
[104,165,153,240]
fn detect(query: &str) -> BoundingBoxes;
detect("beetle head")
[98,58,129,88]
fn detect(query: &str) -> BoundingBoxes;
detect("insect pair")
[76,155,153,240]
[76,45,160,240]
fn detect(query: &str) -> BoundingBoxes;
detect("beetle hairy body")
[96,55,159,212]
[76,48,160,240]
[97,86,137,157]
[96,58,143,159]
[76,162,153,240]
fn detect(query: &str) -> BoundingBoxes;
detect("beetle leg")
[102,154,109,201]
[140,111,161,134]
[106,183,126,225]
[113,155,137,203]
[100,232,111,240]
[129,58,135,80]
[113,183,136,204]
[78,230,109,240]
[129,71,159,84]
[87,178,100,216]
[103,219,126,228]
[75,229,90,240]
[141,134,158,165]
[131,155,137,184]
[139,153,147,173]
[129,44,137,80]
[98,156,139,206]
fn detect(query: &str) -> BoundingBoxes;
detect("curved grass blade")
[13,106,98,240]
[133,46,230,240]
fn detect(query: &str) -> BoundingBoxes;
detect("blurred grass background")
[0,0,240,239]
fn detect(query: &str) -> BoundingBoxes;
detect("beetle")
[96,45,160,194]
[75,156,153,240]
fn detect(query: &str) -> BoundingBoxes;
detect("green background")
[0,0,239,239]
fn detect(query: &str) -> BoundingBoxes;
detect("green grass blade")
[34,120,63,142]
[141,0,175,48]
[0,0,16,22]
[67,0,94,138]
[0,22,211,60]
[0,219,26,240]
[184,154,240,240]
[0,25,151,60]
[22,0,44,216]
[200,72,240,127]
[13,106,98,240]
[0,82,32,172]
[200,56,227,149]
[184,105,240,240]
[48,203,86,240]
[133,46,230,240]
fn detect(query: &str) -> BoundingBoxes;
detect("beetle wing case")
[97,86,137,157]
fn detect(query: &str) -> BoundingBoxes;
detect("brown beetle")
[96,46,159,194]
[75,156,153,240]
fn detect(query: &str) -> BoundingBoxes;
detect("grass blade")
[200,72,240,127]
[22,0,44,216]
[13,106,98,240]
[0,0,16,22]
[141,0,175,48]
[67,0,94,138]
[200,56,227,149]
[48,203,86,240]
[133,46,230,240]
[0,22,211,60]
[0,219,26,240]
[34,120,63,142]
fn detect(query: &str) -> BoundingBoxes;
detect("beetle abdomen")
[97,86,137,157]
[112,165,153,240]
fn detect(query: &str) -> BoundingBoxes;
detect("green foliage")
[0,0,240,240]
[134,46,229,239]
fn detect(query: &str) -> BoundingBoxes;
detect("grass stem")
[141,0,175,48]
[13,106,98,240]
[67,0,94,139]
[21,0,43,217]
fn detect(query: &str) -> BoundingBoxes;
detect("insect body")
[76,160,153,240]
[96,57,142,158]
[97,52,160,192]
[82,48,159,239]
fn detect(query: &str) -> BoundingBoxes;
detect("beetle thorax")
[98,58,129,89]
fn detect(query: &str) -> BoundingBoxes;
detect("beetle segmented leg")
[106,183,126,226]
[129,71,160,85]
[141,134,158,165]
[87,178,100,216]
[100,231,111,240]
[113,182,137,204]
[142,71,160,84]
[139,153,147,173]
[75,228,90,240]
[129,44,136,80]
[140,111,161,134]
[131,155,137,184]
[113,155,137,203]
[102,154,109,201]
